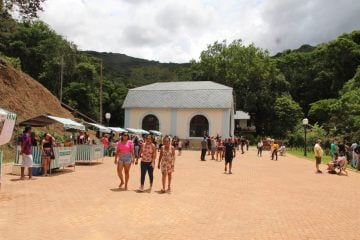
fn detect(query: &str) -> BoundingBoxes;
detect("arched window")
[142,114,159,131]
[189,115,209,137]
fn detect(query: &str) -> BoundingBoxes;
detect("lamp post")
[302,118,309,156]
[105,113,111,127]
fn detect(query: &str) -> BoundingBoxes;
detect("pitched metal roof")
[122,81,233,109]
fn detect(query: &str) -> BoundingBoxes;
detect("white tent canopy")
[0,108,17,145]
[47,115,85,131]
[109,127,127,133]
[85,122,111,133]
[149,130,162,136]
[126,128,149,135]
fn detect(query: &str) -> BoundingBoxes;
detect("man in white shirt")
[314,139,324,173]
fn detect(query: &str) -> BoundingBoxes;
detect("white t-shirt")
[314,143,323,157]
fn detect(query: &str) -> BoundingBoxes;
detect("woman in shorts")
[158,136,176,193]
[216,138,223,161]
[40,133,55,176]
[114,132,134,190]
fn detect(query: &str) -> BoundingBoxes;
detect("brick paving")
[1,148,360,240]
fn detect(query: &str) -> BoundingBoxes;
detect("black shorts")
[315,157,321,164]
[225,155,233,163]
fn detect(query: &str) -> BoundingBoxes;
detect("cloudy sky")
[39,0,360,63]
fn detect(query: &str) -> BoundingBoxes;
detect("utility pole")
[99,60,103,124]
[60,56,64,102]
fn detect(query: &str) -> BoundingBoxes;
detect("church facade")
[122,81,234,144]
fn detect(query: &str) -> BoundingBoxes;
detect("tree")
[272,95,303,138]
[191,39,290,135]
[1,0,45,20]
[4,21,78,94]
[287,123,326,148]
[331,67,360,140]
[63,82,99,121]
[275,30,360,114]
[308,99,338,127]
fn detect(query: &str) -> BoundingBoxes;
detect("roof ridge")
[130,88,232,91]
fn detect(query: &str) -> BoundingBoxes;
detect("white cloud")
[39,0,360,63]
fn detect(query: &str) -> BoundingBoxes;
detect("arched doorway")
[142,114,159,131]
[189,115,209,137]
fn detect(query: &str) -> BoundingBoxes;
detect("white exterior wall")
[126,108,172,135]
[176,108,225,139]
[125,108,233,139]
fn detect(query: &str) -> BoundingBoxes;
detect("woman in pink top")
[114,132,134,190]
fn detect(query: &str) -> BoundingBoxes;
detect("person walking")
[158,136,176,193]
[114,132,135,190]
[40,133,55,176]
[271,141,279,160]
[216,138,223,161]
[101,133,109,156]
[133,136,140,158]
[207,136,212,155]
[314,139,324,173]
[20,126,34,180]
[355,143,360,170]
[210,137,216,160]
[257,140,263,157]
[240,137,245,154]
[136,135,157,191]
[351,141,358,168]
[200,137,208,161]
[224,138,236,174]
[177,139,183,156]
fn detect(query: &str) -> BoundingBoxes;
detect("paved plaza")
[1,148,360,240]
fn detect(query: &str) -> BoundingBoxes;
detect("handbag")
[50,147,55,159]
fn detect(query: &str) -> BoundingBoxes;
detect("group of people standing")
[114,132,176,193]
[19,126,57,179]
[330,139,360,170]
[200,136,239,174]
[314,139,360,174]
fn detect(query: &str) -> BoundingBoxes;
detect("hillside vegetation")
[0,10,359,144]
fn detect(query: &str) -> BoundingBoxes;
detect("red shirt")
[101,137,109,147]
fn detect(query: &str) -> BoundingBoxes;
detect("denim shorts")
[118,153,132,164]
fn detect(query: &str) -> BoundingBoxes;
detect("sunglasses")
[123,134,129,137]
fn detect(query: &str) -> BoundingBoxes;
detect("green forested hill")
[83,51,191,86]
[0,9,359,141]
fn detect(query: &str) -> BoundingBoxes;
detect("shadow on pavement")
[134,189,152,193]
[110,188,126,192]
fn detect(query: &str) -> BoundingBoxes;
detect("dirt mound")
[0,60,73,121]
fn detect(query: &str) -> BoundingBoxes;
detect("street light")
[302,118,309,156]
[105,113,111,127]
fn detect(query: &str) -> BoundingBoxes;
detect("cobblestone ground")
[1,148,360,240]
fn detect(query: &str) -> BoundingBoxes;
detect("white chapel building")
[122,81,234,144]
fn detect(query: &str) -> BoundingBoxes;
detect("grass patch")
[287,148,358,171]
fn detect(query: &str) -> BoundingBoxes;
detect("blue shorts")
[118,153,132,164]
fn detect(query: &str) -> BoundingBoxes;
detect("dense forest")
[0,1,359,145]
